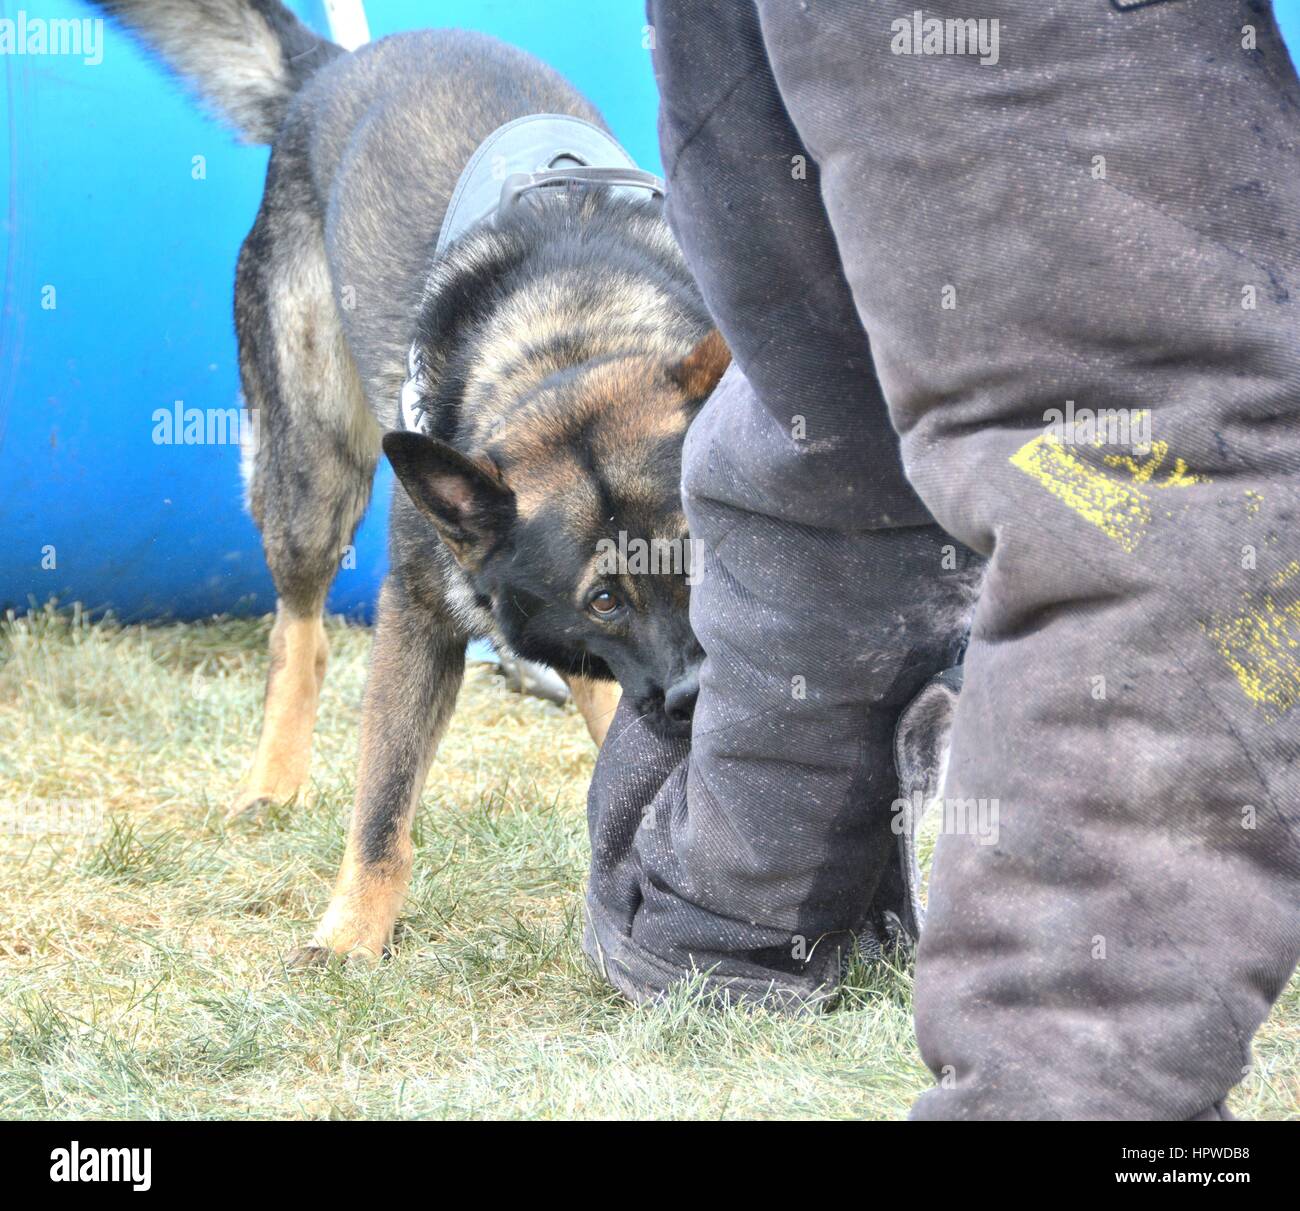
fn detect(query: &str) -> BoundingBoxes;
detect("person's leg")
[584,0,983,1007]
[755,0,1300,1116]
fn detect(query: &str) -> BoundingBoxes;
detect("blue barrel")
[0,0,661,621]
[2,2,1298,622]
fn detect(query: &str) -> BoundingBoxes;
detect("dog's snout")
[664,672,699,724]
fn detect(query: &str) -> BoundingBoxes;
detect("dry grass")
[0,606,1295,1120]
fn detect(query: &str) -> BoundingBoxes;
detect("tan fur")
[509,355,692,521]
[303,847,408,962]
[565,674,623,746]
[669,328,731,398]
[227,610,328,817]
[464,268,689,407]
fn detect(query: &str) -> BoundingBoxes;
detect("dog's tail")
[88,0,343,143]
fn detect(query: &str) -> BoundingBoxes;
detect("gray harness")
[400,114,665,434]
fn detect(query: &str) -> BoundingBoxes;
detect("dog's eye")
[587,590,622,619]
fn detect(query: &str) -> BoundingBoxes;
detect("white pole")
[322,0,371,50]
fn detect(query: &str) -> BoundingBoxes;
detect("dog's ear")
[383,431,515,566]
[668,328,732,402]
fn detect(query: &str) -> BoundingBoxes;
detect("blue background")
[0,0,660,621]
[0,2,1297,621]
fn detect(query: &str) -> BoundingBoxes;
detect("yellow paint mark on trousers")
[1272,561,1300,589]
[1011,430,1290,719]
[1009,434,1152,552]
[1204,565,1300,720]
[1101,441,1206,489]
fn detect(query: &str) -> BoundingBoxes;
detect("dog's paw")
[283,945,333,970]
[225,781,303,822]
[225,790,273,822]
[291,896,391,968]
[282,940,384,972]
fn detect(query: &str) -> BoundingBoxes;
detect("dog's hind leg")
[228,203,379,819]
[289,576,467,963]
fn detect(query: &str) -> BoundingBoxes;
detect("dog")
[92,0,726,962]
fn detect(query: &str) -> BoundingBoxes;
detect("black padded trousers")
[584,0,1300,1119]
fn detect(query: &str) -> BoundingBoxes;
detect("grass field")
[1,608,1296,1120]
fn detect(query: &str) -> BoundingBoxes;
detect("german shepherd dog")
[93,0,726,963]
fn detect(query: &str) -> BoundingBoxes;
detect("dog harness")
[400,114,665,434]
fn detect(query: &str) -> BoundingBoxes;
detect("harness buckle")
[497,166,665,215]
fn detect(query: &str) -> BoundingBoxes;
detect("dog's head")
[384,329,729,737]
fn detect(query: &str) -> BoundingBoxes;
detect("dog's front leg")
[564,674,622,747]
[289,577,466,965]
